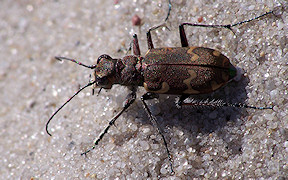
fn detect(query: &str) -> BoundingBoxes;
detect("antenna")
[46,81,96,136]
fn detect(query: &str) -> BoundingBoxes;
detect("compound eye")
[97,54,112,64]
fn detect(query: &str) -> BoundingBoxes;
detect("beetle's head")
[46,55,117,136]
[91,54,117,90]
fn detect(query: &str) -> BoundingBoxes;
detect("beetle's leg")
[179,10,274,47]
[146,24,170,50]
[180,98,274,110]
[141,92,174,174]
[124,34,141,55]
[175,94,190,121]
[132,34,141,56]
[165,0,172,22]
[146,0,172,49]
[176,94,190,108]
[146,27,155,49]
[81,87,137,155]
[179,23,190,47]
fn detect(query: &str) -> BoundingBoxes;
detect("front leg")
[81,86,137,155]
[141,92,174,174]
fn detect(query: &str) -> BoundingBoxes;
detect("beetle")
[46,7,274,173]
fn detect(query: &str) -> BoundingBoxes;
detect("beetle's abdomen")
[143,47,236,95]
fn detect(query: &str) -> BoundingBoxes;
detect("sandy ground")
[0,0,287,179]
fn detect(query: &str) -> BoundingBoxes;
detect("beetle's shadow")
[135,75,251,155]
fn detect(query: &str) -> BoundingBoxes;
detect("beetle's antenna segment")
[46,81,96,136]
[55,56,97,69]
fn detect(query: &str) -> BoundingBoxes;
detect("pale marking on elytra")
[222,71,229,82]
[144,82,170,93]
[187,47,199,62]
[164,47,173,51]
[211,80,224,91]
[213,50,221,57]
[183,70,200,94]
